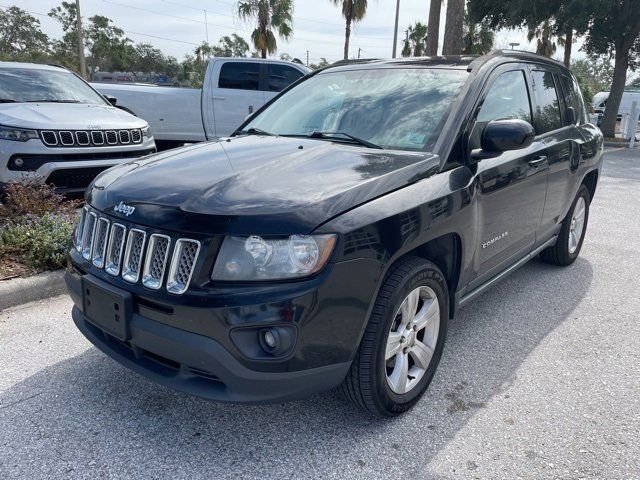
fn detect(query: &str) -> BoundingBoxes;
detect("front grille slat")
[130,130,142,143]
[122,229,146,283]
[81,212,98,260]
[105,223,126,276]
[167,239,201,295]
[41,131,58,146]
[106,131,118,144]
[75,131,90,146]
[78,207,201,295]
[118,130,131,144]
[142,234,171,290]
[59,131,74,146]
[91,218,110,268]
[91,131,104,145]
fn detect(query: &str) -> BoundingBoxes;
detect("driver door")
[467,66,549,289]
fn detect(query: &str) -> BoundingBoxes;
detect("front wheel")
[340,256,448,417]
[540,185,591,266]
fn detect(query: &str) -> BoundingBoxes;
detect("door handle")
[528,155,548,168]
[211,96,226,101]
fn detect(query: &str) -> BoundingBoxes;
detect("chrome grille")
[74,207,201,295]
[42,131,58,146]
[91,218,110,268]
[91,131,104,145]
[59,131,74,146]
[75,207,88,251]
[81,212,98,260]
[142,234,170,289]
[118,130,130,144]
[167,239,201,295]
[75,131,90,145]
[105,131,118,144]
[130,130,142,143]
[105,223,126,275]
[122,229,146,283]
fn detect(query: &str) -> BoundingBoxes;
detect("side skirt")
[456,235,558,309]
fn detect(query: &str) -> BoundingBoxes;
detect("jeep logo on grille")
[114,201,135,216]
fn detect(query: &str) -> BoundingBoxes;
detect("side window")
[218,62,260,90]
[470,70,532,149]
[531,70,562,133]
[559,74,587,125]
[267,65,304,92]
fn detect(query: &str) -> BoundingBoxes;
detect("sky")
[16,0,574,65]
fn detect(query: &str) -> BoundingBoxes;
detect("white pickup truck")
[93,58,310,150]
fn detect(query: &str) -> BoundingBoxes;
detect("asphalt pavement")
[1,148,639,479]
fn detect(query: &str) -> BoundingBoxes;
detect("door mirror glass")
[480,119,535,153]
[105,95,117,106]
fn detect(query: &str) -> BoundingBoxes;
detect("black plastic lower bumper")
[67,272,351,404]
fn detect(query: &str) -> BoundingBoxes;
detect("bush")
[0,180,80,275]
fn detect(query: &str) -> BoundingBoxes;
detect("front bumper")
[0,137,156,193]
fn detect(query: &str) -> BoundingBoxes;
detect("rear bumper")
[67,271,351,404]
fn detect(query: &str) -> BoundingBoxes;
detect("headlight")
[212,234,337,281]
[0,124,39,142]
[141,124,151,137]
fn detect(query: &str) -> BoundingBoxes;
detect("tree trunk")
[442,0,464,55]
[563,28,573,67]
[261,48,267,59]
[426,0,442,56]
[344,17,351,60]
[601,47,630,138]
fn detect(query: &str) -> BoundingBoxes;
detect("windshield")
[0,67,107,104]
[244,67,468,151]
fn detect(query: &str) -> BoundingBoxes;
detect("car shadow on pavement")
[0,257,593,479]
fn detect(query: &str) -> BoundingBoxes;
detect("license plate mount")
[81,275,132,341]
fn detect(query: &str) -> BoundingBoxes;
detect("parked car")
[66,51,602,416]
[92,58,311,150]
[592,89,640,117]
[0,62,156,194]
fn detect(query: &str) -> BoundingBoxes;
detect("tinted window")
[470,70,532,149]
[477,70,532,123]
[268,65,304,92]
[245,68,468,151]
[218,62,259,90]
[531,70,562,133]
[559,74,588,124]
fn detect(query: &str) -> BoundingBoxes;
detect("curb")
[0,270,67,311]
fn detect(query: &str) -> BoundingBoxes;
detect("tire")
[340,256,448,417]
[540,185,591,266]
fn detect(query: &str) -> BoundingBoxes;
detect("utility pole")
[75,0,87,79]
[204,9,209,45]
[392,0,400,58]
[357,48,362,59]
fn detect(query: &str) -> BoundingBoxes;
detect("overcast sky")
[18,0,573,64]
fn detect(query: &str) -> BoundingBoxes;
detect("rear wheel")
[340,256,448,417]
[540,185,590,266]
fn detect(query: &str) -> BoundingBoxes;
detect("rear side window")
[559,74,588,124]
[267,65,304,92]
[218,62,259,90]
[531,70,562,133]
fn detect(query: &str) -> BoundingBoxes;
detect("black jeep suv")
[66,51,602,416]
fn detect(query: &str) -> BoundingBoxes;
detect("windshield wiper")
[25,99,82,103]
[240,127,274,136]
[308,131,382,149]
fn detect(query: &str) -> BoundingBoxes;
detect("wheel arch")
[581,168,599,202]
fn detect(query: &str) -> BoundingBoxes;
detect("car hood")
[88,135,440,235]
[0,103,146,130]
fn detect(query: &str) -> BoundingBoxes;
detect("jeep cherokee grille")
[41,129,143,148]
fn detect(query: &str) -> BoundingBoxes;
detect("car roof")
[0,61,69,72]
[323,50,567,73]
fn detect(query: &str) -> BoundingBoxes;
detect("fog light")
[263,329,277,349]
[14,157,24,167]
[260,328,280,353]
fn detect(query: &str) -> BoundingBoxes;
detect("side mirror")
[472,119,535,161]
[105,95,117,106]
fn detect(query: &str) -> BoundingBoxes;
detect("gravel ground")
[1,148,639,480]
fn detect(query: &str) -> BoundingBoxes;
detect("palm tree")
[528,21,556,58]
[461,12,494,55]
[425,0,442,55]
[237,0,293,59]
[442,0,464,55]
[401,22,428,57]
[330,0,368,60]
